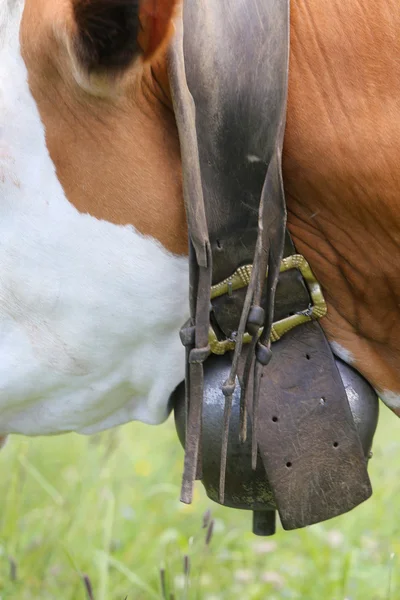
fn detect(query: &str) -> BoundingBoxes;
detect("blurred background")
[0,403,398,600]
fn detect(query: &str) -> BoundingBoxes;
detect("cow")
[0,0,399,446]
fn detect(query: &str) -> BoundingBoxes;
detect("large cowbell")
[168,0,379,535]
[173,343,379,536]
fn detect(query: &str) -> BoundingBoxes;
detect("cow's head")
[0,0,188,436]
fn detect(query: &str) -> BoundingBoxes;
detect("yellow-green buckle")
[209,254,327,356]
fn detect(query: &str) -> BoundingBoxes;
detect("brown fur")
[19,0,400,410]
[284,0,400,402]
[20,0,186,255]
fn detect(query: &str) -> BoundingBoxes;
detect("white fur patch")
[377,390,400,410]
[0,2,189,436]
[329,341,355,365]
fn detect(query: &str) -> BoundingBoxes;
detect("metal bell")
[173,353,379,536]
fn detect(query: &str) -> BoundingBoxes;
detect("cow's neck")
[284,0,400,412]
[0,5,189,435]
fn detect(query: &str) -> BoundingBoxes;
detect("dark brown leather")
[168,0,372,528]
[244,321,372,529]
[174,0,290,285]
[169,0,290,504]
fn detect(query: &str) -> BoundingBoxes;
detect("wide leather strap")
[245,320,372,530]
[169,0,291,503]
[170,0,290,284]
[169,0,372,527]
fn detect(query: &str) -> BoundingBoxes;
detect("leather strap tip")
[246,306,265,336]
[189,346,211,364]
[222,382,236,398]
[179,325,196,347]
[256,342,273,366]
[180,483,194,505]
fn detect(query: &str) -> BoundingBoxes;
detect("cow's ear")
[72,0,179,75]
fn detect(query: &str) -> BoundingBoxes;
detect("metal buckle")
[209,254,327,355]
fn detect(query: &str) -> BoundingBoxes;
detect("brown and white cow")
[0,0,399,439]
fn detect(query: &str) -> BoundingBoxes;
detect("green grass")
[0,404,398,600]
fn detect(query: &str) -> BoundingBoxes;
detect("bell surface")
[173,352,379,535]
